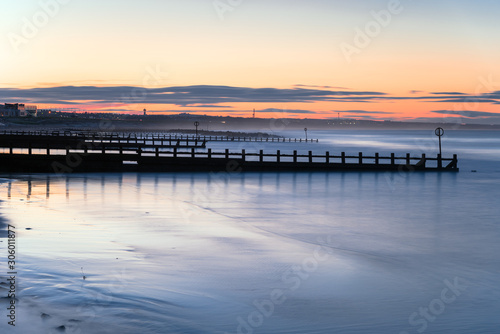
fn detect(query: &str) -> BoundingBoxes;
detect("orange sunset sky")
[1,0,500,123]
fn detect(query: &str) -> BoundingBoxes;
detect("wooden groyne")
[0,137,459,173]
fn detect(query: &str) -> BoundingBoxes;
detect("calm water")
[0,130,499,334]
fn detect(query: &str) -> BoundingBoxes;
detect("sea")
[0,129,499,334]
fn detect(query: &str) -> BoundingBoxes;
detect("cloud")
[334,110,392,114]
[257,108,317,114]
[294,84,350,90]
[432,98,499,103]
[431,110,500,118]
[0,85,378,105]
[2,86,500,110]
[341,115,384,120]
[181,104,232,108]
[406,116,500,125]
[0,85,387,106]
[430,92,467,95]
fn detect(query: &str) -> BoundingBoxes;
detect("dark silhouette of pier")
[0,131,458,173]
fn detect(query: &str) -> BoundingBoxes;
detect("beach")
[1,130,499,333]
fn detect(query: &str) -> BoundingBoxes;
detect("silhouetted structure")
[0,131,459,173]
[0,103,37,117]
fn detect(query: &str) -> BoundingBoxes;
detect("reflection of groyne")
[0,132,458,173]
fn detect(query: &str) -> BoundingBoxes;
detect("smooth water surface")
[0,130,499,333]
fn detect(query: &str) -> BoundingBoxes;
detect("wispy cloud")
[181,104,232,108]
[1,86,500,111]
[294,84,350,90]
[0,85,387,106]
[430,92,467,95]
[334,110,392,114]
[257,108,318,114]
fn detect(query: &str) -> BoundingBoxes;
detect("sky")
[1,0,500,123]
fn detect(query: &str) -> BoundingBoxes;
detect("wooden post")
[242,149,246,161]
[437,154,442,169]
[453,154,458,168]
[309,151,312,163]
[391,153,395,165]
[358,152,363,165]
[260,150,263,162]
[173,147,177,158]
[341,152,346,164]
[191,148,195,158]
[375,153,379,165]
[28,142,32,155]
[277,150,280,163]
[326,151,330,164]
[208,148,212,159]
[293,150,297,163]
[46,143,50,156]
[406,153,411,165]
[225,149,229,159]
[10,142,13,155]
[420,153,426,167]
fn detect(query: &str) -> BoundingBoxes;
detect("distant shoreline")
[1,116,500,132]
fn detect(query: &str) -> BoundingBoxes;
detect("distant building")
[0,104,17,117]
[0,103,37,117]
[25,105,38,117]
[37,109,53,117]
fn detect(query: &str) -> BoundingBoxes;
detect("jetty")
[0,131,458,173]
[0,130,318,143]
